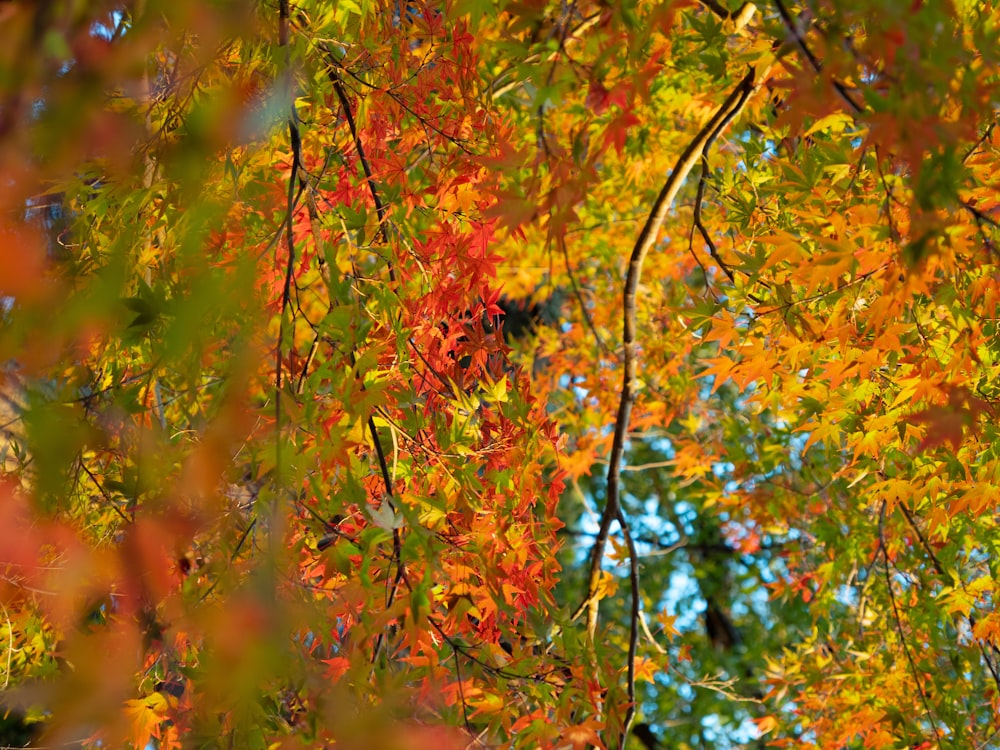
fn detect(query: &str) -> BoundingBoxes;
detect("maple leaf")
[484,190,537,234]
[754,715,778,736]
[593,570,619,601]
[7,1,1000,748]
[624,656,661,683]
[561,719,607,750]
[586,80,613,115]
[910,403,969,453]
[608,534,630,563]
[604,111,642,155]
[468,692,506,719]
[123,693,169,749]
[909,386,992,453]
[656,610,681,639]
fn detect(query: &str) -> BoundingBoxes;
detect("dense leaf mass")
[0,1,999,749]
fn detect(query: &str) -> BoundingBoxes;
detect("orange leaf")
[123,693,169,748]
[755,715,778,736]
[656,610,680,639]
[625,656,661,683]
[561,719,607,750]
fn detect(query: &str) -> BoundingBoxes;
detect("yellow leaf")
[938,586,973,617]
[468,692,505,719]
[679,411,702,433]
[656,610,680,639]
[927,504,950,542]
[594,570,618,601]
[624,655,661,683]
[608,535,629,563]
[483,375,508,404]
[804,112,855,137]
[755,715,778,736]
[124,693,169,749]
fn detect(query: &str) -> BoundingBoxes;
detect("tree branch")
[897,504,1000,696]
[274,0,299,560]
[322,54,407,662]
[326,60,395,284]
[573,63,762,750]
[878,501,941,742]
[772,0,863,114]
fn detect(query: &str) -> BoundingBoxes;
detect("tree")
[0,1,999,749]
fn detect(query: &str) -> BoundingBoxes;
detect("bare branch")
[573,62,764,750]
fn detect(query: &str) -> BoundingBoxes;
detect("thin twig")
[694,149,735,285]
[772,0,863,114]
[1,600,15,690]
[878,501,940,743]
[618,506,642,741]
[79,459,130,523]
[323,56,407,662]
[198,517,257,604]
[897,504,1000,695]
[559,235,612,357]
[327,63,395,282]
[425,616,566,686]
[698,0,730,19]
[963,121,996,164]
[452,642,475,738]
[275,0,299,549]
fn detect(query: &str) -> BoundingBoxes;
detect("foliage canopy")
[1,1,1000,749]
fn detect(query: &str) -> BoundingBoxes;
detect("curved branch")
[576,65,759,631]
[572,65,762,750]
[274,0,299,555]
